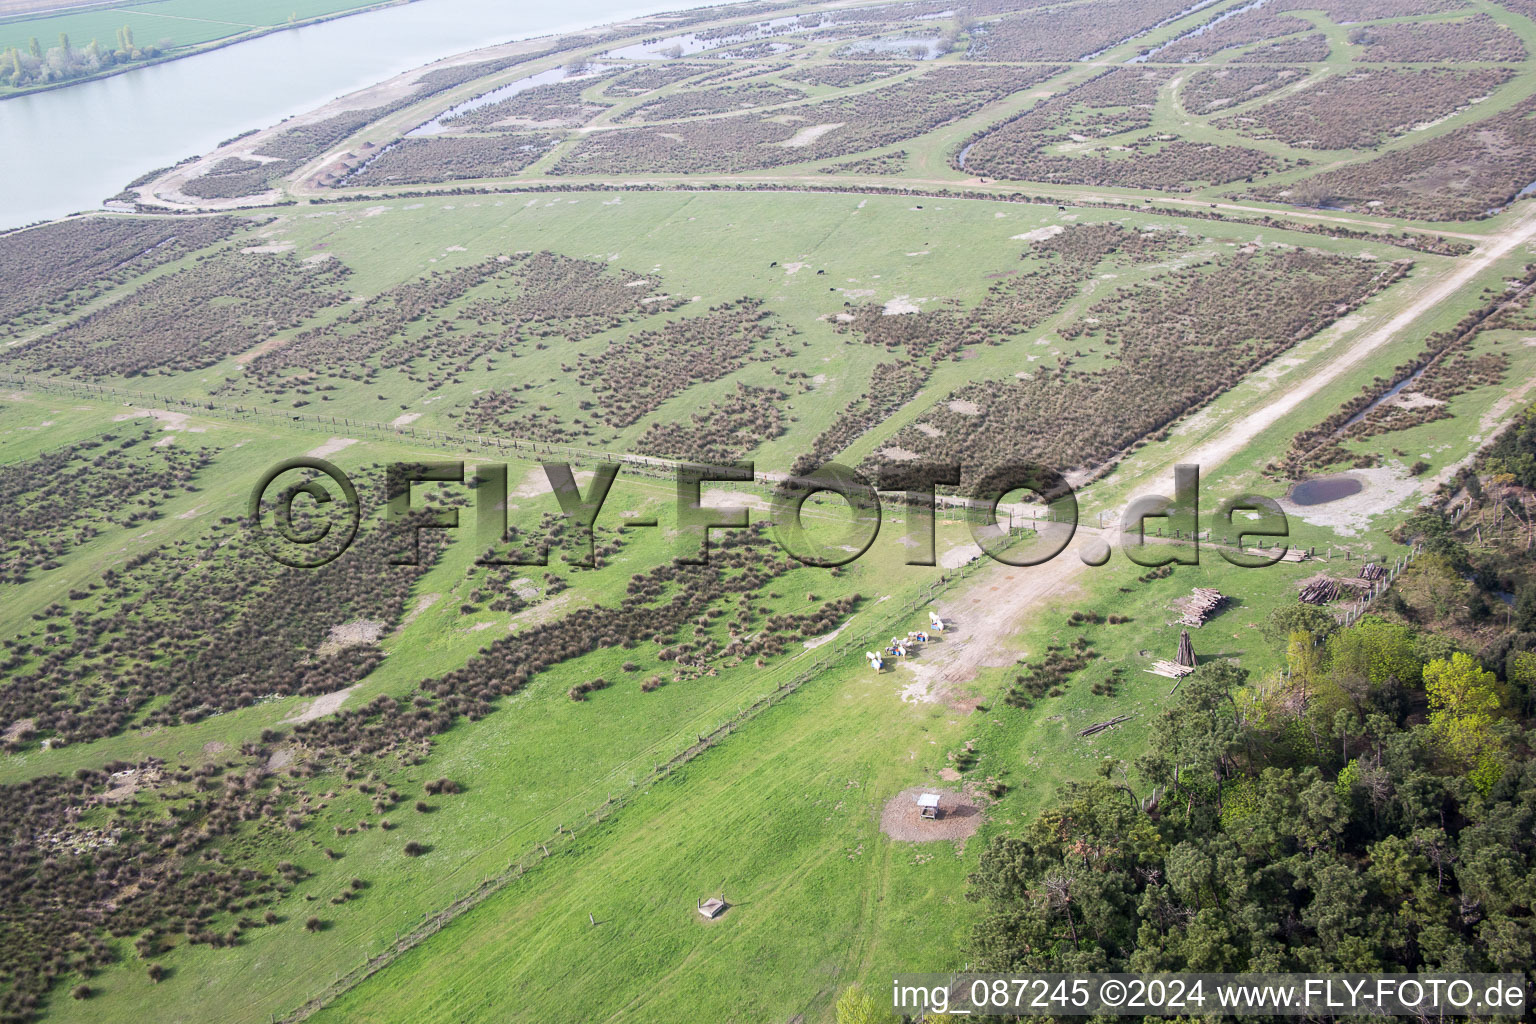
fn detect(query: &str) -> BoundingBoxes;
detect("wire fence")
[1338,542,1423,627]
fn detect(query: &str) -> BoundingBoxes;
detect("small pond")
[1289,475,1364,506]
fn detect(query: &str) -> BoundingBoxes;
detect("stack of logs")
[1299,577,1341,605]
[1179,588,1227,627]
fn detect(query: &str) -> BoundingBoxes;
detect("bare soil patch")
[113,408,199,431]
[305,437,359,459]
[880,786,984,842]
[282,683,362,725]
[778,122,844,147]
[1012,225,1064,242]
[317,619,384,655]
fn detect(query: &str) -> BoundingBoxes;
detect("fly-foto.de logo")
[249,459,1291,572]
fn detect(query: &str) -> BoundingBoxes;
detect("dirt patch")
[803,618,852,649]
[2,718,34,742]
[512,465,555,497]
[101,765,161,803]
[391,412,423,427]
[1281,464,1423,536]
[947,399,981,416]
[317,619,384,655]
[880,786,984,842]
[281,684,362,725]
[507,591,573,631]
[937,541,983,570]
[883,295,920,315]
[899,522,1087,704]
[1012,225,1064,242]
[234,336,289,365]
[1390,391,1444,410]
[777,122,844,147]
[113,408,199,431]
[305,437,358,459]
[701,487,771,512]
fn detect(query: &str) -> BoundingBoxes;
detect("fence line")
[1338,542,1423,627]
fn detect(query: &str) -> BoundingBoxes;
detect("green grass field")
[0,0,392,51]
[8,0,1536,1019]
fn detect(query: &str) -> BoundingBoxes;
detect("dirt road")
[902,206,1536,701]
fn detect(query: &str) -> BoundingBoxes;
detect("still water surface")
[0,0,716,229]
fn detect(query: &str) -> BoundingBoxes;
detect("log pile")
[1078,714,1134,736]
[1359,562,1388,582]
[1299,578,1340,605]
[1178,588,1227,627]
[1176,629,1196,669]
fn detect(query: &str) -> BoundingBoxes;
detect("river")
[0,0,715,230]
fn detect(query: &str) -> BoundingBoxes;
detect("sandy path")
[900,523,1088,703]
[895,208,1536,700]
[1137,206,1536,502]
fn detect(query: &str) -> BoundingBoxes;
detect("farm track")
[1157,204,1536,483]
[850,203,1536,703]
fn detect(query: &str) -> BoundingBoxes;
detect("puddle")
[1129,0,1268,62]
[1289,475,1364,506]
[602,14,827,60]
[836,35,948,59]
[410,64,613,136]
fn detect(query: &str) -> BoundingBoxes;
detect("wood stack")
[1299,577,1340,605]
[1078,714,1134,737]
[1359,562,1388,582]
[1178,588,1227,628]
[1176,629,1196,669]
[1148,660,1194,679]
